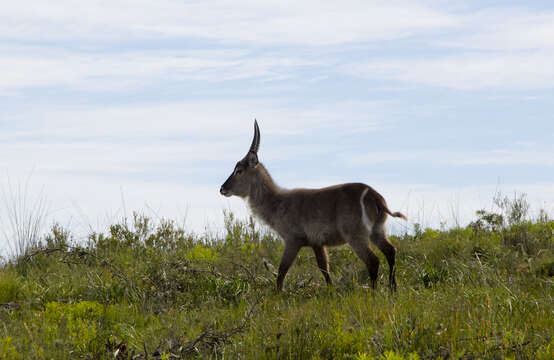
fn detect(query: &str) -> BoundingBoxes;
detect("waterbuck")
[220,121,407,291]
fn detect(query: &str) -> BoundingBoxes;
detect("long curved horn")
[248,119,260,154]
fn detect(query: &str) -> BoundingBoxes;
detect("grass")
[0,207,553,359]
[1,174,49,259]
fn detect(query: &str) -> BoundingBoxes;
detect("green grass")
[0,211,552,359]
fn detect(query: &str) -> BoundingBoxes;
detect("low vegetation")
[0,195,553,359]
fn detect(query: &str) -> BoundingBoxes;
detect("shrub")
[536,260,554,277]
[41,301,131,356]
[184,244,218,263]
[0,270,23,302]
[0,337,22,360]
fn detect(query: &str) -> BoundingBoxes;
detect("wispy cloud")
[444,9,554,51]
[347,148,554,167]
[1,100,385,140]
[0,1,456,44]
[0,46,318,93]
[347,50,554,90]
[340,6,554,90]
[3,2,554,95]
[0,99,391,190]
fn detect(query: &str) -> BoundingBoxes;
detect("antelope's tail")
[383,206,408,221]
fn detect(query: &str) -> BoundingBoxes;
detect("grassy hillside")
[1,205,553,359]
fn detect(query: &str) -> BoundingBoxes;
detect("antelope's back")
[285,183,372,246]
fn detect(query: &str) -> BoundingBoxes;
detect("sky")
[1,1,554,255]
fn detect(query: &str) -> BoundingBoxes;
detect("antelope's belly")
[304,225,345,247]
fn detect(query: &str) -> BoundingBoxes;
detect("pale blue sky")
[1,1,554,254]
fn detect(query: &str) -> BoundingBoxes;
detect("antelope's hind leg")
[370,228,397,291]
[347,235,380,289]
[313,245,332,285]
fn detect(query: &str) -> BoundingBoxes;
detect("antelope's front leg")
[313,245,332,285]
[276,241,302,291]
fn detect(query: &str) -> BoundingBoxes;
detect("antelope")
[220,120,407,291]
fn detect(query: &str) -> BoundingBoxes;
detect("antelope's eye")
[235,169,243,176]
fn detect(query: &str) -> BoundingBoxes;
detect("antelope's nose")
[220,186,227,195]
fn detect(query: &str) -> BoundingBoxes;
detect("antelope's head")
[220,120,260,198]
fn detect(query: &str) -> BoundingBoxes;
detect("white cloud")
[456,149,554,167]
[4,3,554,94]
[445,9,554,51]
[1,99,387,142]
[0,99,389,198]
[347,50,554,90]
[0,1,456,45]
[341,7,554,90]
[347,148,554,167]
[0,46,318,93]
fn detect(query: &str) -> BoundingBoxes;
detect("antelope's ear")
[245,151,258,168]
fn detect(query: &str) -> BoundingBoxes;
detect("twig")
[227,258,256,282]
[0,302,21,311]
[263,258,277,277]
[22,247,63,260]
[181,295,262,356]
[143,341,148,360]
[22,245,139,295]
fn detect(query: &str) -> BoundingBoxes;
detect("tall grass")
[1,175,49,259]
[0,194,552,359]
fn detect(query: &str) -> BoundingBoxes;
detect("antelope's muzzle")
[220,185,231,197]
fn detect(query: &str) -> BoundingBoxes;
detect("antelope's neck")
[247,165,284,226]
